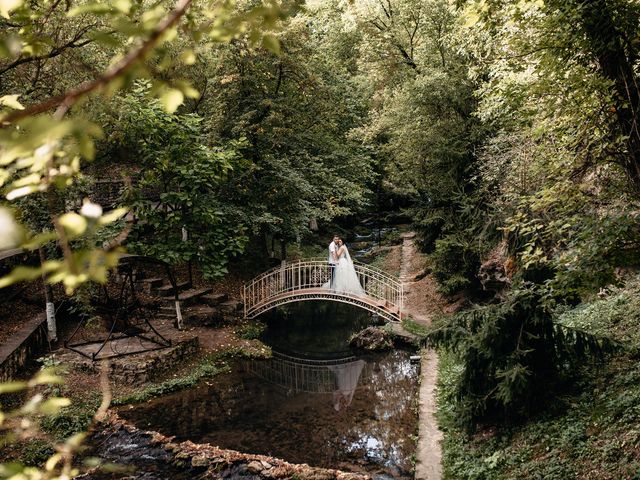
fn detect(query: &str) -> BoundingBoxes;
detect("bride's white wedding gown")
[326,246,365,296]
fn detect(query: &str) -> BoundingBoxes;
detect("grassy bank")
[113,346,271,406]
[437,276,640,479]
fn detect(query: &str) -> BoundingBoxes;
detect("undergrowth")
[401,316,429,338]
[438,275,640,479]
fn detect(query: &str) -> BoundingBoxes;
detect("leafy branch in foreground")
[0,0,294,293]
[0,366,111,479]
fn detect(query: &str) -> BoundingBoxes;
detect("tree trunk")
[575,0,640,187]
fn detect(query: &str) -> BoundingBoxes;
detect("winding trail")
[398,232,443,480]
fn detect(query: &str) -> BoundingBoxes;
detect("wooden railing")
[243,259,403,322]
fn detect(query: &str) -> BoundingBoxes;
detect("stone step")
[142,277,164,288]
[201,293,228,307]
[153,281,190,296]
[184,306,223,327]
[219,300,243,314]
[140,277,164,294]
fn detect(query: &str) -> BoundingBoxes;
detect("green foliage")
[431,235,481,295]
[429,284,611,427]
[39,400,98,441]
[112,82,248,279]
[438,279,640,479]
[236,321,266,340]
[0,369,92,479]
[0,0,295,292]
[112,347,269,405]
[401,316,429,338]
[17,439,56,467]
[112,362,230,406]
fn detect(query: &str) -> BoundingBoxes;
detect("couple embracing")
[326,235,365,296]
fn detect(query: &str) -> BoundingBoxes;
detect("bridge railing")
[243,258,403,319]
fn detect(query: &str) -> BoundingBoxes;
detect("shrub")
[429,284,610,428]
[431,235,481,295]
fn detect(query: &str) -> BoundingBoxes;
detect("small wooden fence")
[243,259,403,322]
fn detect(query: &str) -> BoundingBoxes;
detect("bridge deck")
[248,287,401,317]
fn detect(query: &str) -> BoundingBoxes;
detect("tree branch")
[0,34,95,76]
[1,0,194,126]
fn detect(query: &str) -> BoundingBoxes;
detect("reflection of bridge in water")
[246,351,372,396]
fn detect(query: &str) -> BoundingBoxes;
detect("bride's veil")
[343,244,353,264]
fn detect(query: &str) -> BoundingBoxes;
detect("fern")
[428,283,617,429]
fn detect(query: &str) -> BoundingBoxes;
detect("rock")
[478,259,510,291]
[349,326,393,351]
[201,293,229,306]
[174,451,191,460]
[412,267,431,282]
[260,460,273,469]
[220,300,243,313]
[247,460,264,473]
[305,472,336,480]
[192,455,210,468]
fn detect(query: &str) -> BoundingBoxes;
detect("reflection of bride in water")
[328,359,366,412]
[324,239,365,296]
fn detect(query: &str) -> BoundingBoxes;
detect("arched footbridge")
[243,259,404,322]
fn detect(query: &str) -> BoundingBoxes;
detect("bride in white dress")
[329,239,365,296]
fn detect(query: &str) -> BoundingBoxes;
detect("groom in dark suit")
[328,235,339,289]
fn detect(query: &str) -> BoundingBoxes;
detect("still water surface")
[119,302,419,479]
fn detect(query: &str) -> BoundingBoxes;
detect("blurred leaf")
[0,94,24,110]
[58,213,87,237]
[31,368,64,386]
[159,88,184,114]
[98,207,128,225]
[262,34,280,55]
[0,0,21,19]
[39,397,71,415]
[0,381,27,394]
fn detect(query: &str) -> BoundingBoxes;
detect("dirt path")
[398,232,444,480]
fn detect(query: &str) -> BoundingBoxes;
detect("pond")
[117,302,419,479]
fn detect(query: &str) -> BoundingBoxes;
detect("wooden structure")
[243,259,403,322]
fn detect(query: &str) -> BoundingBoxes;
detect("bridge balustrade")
[243,259,403,322]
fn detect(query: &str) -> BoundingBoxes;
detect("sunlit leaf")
[0,0,21,19]
[0,381,27,394]
[68,2,115,17]
[58,212,87,237]
[31,368,63,386]
[0,94,24,110]
[179,49,196,65]
[39,397,71,415]
[159,88,184,114]
[98,207,128,225]
[45,452,63,471]
[262,34,280,55]
[0,207,24,250]
[6,185,40,200]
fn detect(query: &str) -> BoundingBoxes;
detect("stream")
[113,303,419,479]
[87,225,418,478]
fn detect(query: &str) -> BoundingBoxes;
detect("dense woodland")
[2,0,640,478]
